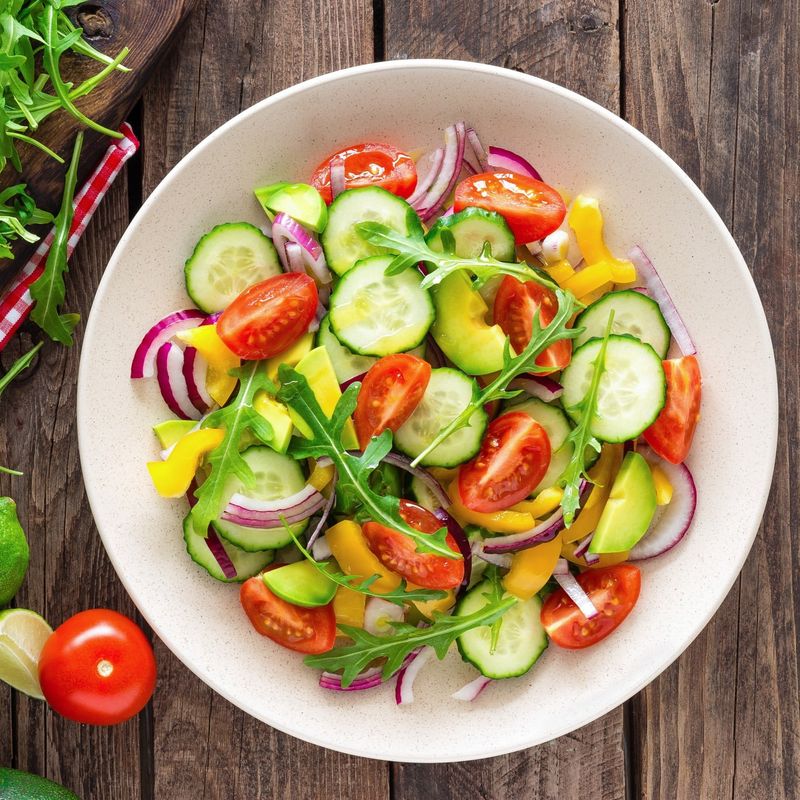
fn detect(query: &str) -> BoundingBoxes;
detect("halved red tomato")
[362,500,464,590]
[310,143,417,204]
[217,273,317,360]
[240,571,335,655]
[458,411,551,513]
[353,354,431,449]
[454,172,566,244]
[643,355,702,464]
[493,276,572,373]
[541,564,641,649]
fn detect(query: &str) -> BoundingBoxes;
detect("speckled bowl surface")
[77,60,777,762]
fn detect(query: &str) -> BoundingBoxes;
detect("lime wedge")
[255,182,328,233]
[0,608,52,699]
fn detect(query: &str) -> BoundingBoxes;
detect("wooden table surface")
[1,1,797,797]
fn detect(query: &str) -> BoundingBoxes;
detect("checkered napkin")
[0,122,140,351]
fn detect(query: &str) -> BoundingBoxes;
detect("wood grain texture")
[140,2,385,798]
[624,1,799,798]
[383,1,625,796]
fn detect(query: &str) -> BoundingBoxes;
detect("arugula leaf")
[277,365,458,559]
[560,311,615,525]
[0,338,42,399]
[305,593,517,686]
[29,130,82,344]
[287,527,447,607]
[355,219,556,292]
[190,362,276,536]
[482,565,505,654]
[409,288,583,467]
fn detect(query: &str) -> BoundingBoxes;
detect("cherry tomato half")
[354,354,431,449]
[493,276,572,373]
[240,571,335,655]
[217,273,317,360]
[310,143,417,204]
[38,609,156,726]
[362,500,464,590]
[643,355,702,464]
[541,564,641,649]
[458,411,551,513]
[454,171,566,244]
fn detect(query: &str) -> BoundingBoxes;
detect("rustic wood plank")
[0,171,143,798]
[624,1,800,798]
[141,2,386,798]
[384,1,625,795]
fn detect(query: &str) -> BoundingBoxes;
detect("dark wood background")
[1,1,797,798]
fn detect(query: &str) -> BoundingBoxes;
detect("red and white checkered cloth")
[0,122,140,351]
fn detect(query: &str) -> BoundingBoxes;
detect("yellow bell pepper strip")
[543,259,576,286]
[511,486,563,519]
[447,481,536,533]
[410,586,456,619]
[650,462,673,505]
[265,332,314,382]
[561,443,624,543]
[325,520,401,593]
[333,585,366,629]
[503,534,563,600]
[175,325,240,406]
[308,460,335,491]
[147,428,224,498]
[561,537,629,569]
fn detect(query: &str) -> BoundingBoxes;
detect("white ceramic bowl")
[78,60,777,762]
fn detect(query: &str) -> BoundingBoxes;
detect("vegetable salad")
[131,122,702,701]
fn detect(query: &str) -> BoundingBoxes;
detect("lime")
[0,608,52,699]
[0,767,80,799]
[0,497,29,605]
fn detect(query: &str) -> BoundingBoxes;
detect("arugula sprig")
[355,219,557,292]
[277,365,458,559]
[559,311,615,525]
[190,362,276,536]
[408,288,583,467]
[287,527,447,607]
[483,565,505,654]
[305,593,517,686]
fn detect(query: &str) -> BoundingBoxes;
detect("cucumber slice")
[183,516,274,582]
[184,222,282,313]
[410,474,441,513]
[395,368,488,467]
[426,207,516,261]
[575,290,671,358]
[321,186,423,275]
[560,335,667,442]
[254,182,328,233]
[212,447,308,551]
[329,255,434,356]
[455,578,547,679]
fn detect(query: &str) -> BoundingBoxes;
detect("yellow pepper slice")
[147,428,224,498]
[447,482,536,533]
[175,325,240,406]
[543,259,576,286]
[411,586,456,619]
[326,520,400,593]
[308,460,335,491]
[561,537,629,568]
[650,463,673,505]
[265,332,314,382]
[511,486,563,519]
[503,534,563,600]
[333,585,366,629]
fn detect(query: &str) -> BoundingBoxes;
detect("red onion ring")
[131,309,206,379]
[487,145,543,181]
[156,342,201,421]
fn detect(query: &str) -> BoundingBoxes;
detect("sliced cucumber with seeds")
[575,290,671,358]
[328,255,434,356]
[455,579,547,679]
[322,186,423,275]
[212,447,308,551]
[184,222,281,313]
[426,207,516,261]
[561,334,666,442]
[395,368,488,467]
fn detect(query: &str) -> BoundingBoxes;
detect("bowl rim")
[77,58,778,762]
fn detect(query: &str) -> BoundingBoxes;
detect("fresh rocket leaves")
[408,288,583,467]
[0,184,52,259]
[277,365,459,559]
[482,566,506,655]
[559,311,615,525]
[190,362,276,536]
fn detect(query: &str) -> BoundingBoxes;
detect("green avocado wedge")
[589,451,657,554]
[262,561,336,607]
[0,768,80,800]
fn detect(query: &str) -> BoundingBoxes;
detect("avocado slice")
[263,561,336,607]
[589,451,657,554]
[430,272,508,375]
[252,393,293,453]
[152,419,197,449]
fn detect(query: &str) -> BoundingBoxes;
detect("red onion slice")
[311,535,332,560]
[416,122,467,221]
[510,375,564,402]
[329,156,346,200]
[205,529,237,580]
[271,212,331,285]
[222,484,326,527]
[465,128,488,171]
[306,471,338,550]
[433,507,472,592]
[339,371,366,392]
[573,532,595,559]
[382,453,451,510]
[628,245,696,356]
[284,241,305,273]
[487,145,543,181]
[452,674,491,701]
[473,543,513,569]
[395,646,434,705]
[156,342,201,421]
[553,560,599,619]
[424,334,448,369]
[407,147,445,206]
[364,597,404,636]
[320,667,383,691]
[182,347,212,413]
[131,309,206,379]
